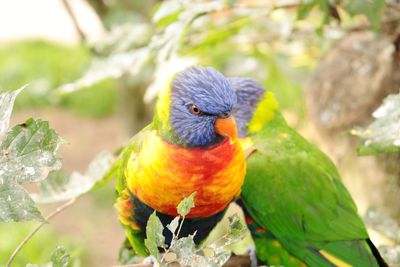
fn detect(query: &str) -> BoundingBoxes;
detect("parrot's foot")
[142,255,160,267]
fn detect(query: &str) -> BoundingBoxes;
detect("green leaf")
[166,216,180,235]
[169,233,231,267]
[90,152,119,191]
[144,211,165,259]
[0,184,43,222]
[296,0,330,26]
[177,192,196,217]
[343,0,385,31]
[211,247,231,266]
[38,170,70,195]
[211,214,249,248]
[352,93,400,155]
[0,119,62,184]
[51,246,70,267]
[0,118,63,222]
[169,235,196,265]
[152,1,182,27]
[31,151,114,203]
[0,86,26,141]
[227,214,247,242]
[297,1,317,20]
[56,48,151,96]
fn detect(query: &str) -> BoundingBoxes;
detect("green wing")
[242,113,380,266]
[115,123,155,257]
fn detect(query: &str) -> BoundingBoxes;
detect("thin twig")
[6,198,77,267]
[175,216,185,240]
[60,0,87,42]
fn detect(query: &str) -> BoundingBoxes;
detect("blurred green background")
[1,0,399,266]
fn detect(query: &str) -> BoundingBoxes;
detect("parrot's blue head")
[168,66,238,147]
[228,77,266,137]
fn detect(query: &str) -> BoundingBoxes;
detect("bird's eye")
[189,104,202,115]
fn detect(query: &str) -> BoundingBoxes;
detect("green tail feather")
[285,238,383,267]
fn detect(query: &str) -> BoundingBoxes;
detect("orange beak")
[215,116,238,140]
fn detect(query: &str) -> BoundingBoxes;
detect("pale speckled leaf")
[169,235,196,266]
[364,208,400,242]
[225,214,247,245]
[143,204,244,266]
[51,246,70,267]
[31,151,114,203]
[352,93,400,155]
[57,49,150,95]
[0,119,62,184]
[210,247,231,266]
[145,211,165,259]
[0,184,43,222]
[0,118,63,222]
[167,216,180,236]
[177,192,196,217]
[26,246,70,267]
[0,86,26,142]
[169,233,230,267]
[377,245,400,266]
[364,208,400,266]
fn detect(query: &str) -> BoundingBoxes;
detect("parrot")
[114,66,246,257]
[228,77,388,267]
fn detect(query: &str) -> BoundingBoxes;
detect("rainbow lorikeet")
[114,66,246,256]
[229,77,387,267]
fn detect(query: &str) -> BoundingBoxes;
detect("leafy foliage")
[177,192,196,217]
[57,0,387,122]
[0,86,23,141]
[0,88,63,222]
[143,193,247,266]
[31,151,114,203]
[0,41,117,117]
[364,208,400,266]
[0,222,84,266]
[50,246,70,267]
[297,0,385,30]
[343,0,386,30]
[25,246,70,267]
[145,211,166,259]
[226,214,248,244]
[352,93,400,155]
[0,87,93,266]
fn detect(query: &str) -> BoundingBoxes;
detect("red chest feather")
[126,131,246,217]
